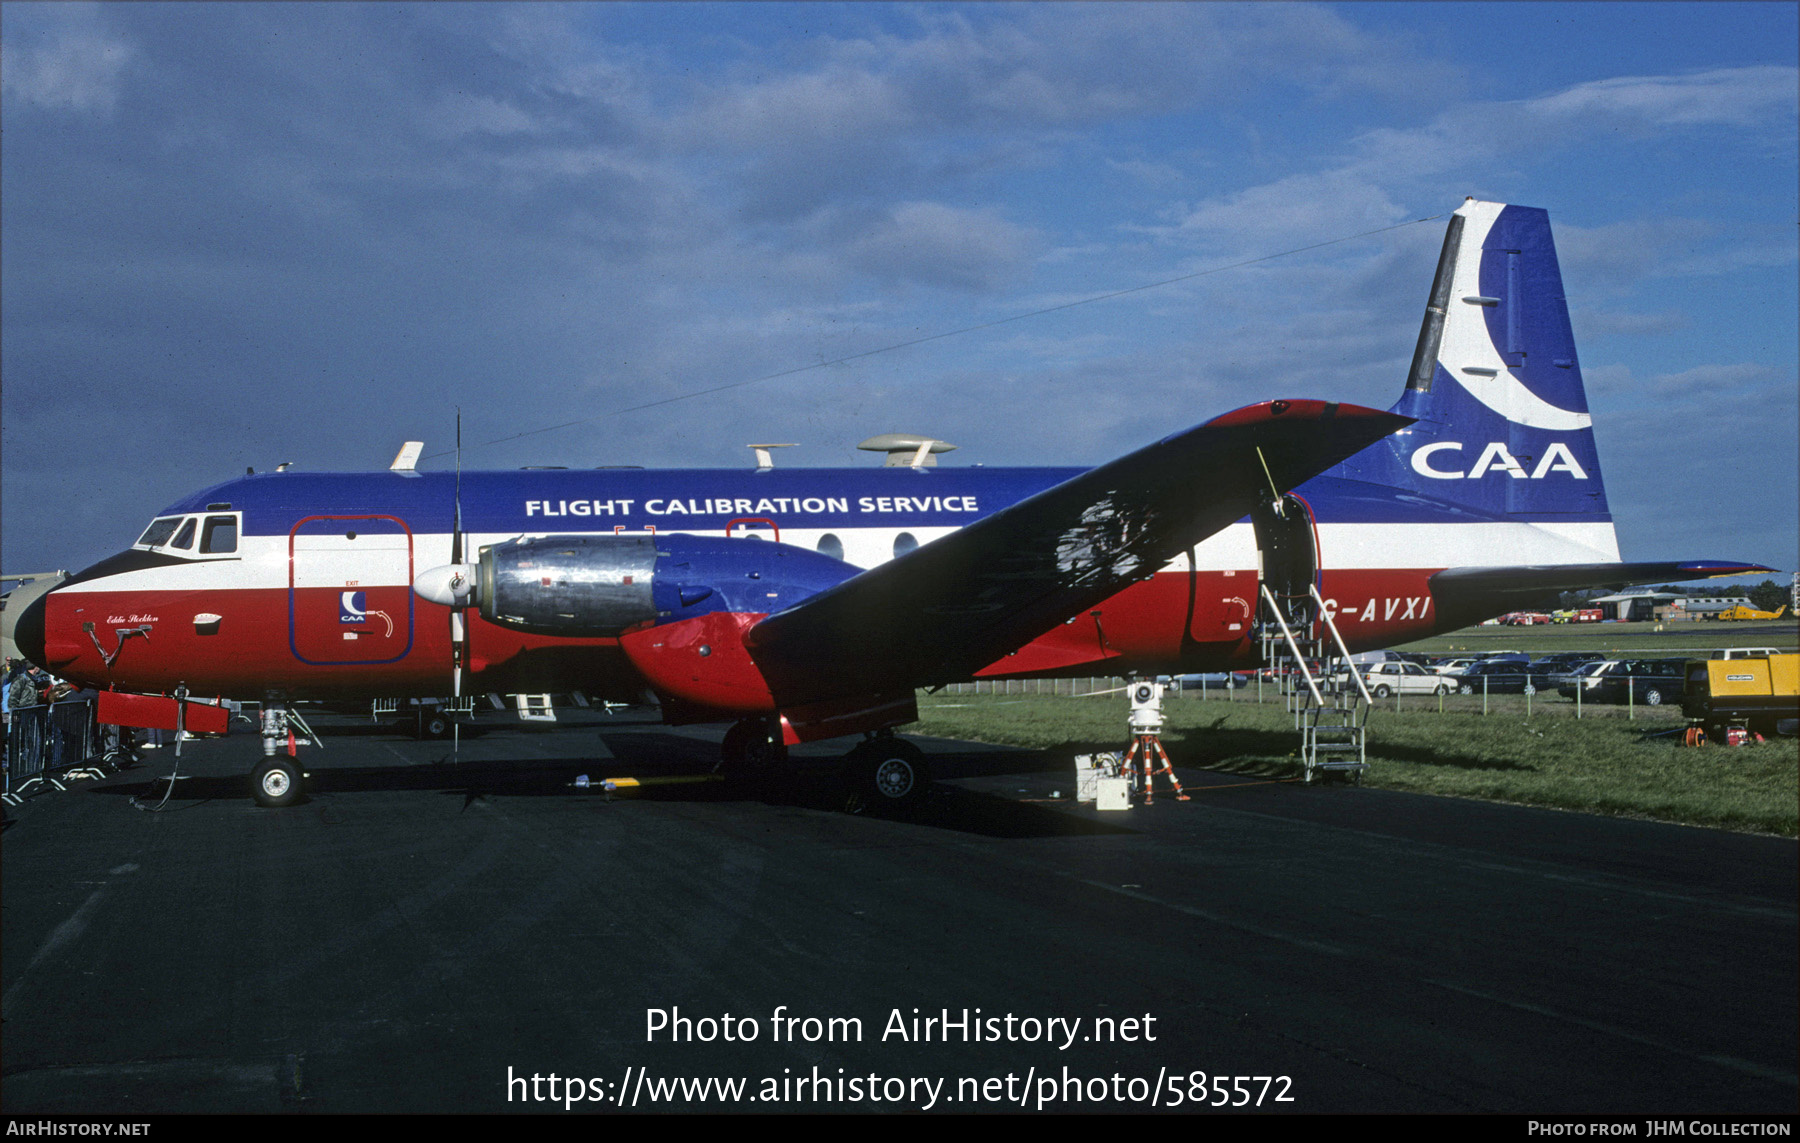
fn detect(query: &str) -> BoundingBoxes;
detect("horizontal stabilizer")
[748,400,1410,705]
[1430,560,1775,627]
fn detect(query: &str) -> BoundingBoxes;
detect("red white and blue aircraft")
[11,199,1767,806]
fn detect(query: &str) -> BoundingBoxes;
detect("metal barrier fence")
[938,673,1697,719]
[3,699,104,796]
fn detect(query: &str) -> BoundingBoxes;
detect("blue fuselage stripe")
[161,466,1613,536]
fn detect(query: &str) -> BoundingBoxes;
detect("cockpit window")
[201,516,238,554]
[137,517,184,547]
[134,512,242,555]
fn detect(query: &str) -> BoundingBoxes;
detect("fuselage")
[26,460,1620,704]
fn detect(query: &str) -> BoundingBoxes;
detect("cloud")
[1583,361,1792,403]
[665,3,1449,223]
[1525,66,1799,131]
[1154,170,1416,257]
[844,202,1039,292]
[1340,65,1800,191]
[1646,362,1784,398]
[0,3,135,116]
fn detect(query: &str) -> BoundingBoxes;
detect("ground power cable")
[422,214,1446,463]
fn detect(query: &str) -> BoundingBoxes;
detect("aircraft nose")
[9,590,49,669]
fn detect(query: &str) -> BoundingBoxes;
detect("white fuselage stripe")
[60,518,1622,596]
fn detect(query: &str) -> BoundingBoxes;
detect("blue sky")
[3,1,1796,580]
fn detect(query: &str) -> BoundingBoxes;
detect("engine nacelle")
[478,534,659,636]
[415,532,858,639]
[414,534,908,725]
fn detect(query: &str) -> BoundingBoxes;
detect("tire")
[1644,689,1663,706]
[852,739,930,811]
[720,719,782,786]
[1373,685,1392,699]
[1434,685,1449,696]
[1459,683,1474,695]
[252,759,303,808]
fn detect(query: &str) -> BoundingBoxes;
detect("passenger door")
[289,515,415,665]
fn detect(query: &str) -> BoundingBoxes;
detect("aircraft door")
[1250,492,1319,632]
[289,515,415,664]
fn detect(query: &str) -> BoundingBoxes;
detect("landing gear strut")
[254,703,310,807]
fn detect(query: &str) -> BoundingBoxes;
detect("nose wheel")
[252,758,304,808]
[253,702,314,807]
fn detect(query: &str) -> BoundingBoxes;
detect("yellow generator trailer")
[1683,653,1799,737]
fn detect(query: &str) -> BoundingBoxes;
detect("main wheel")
[418,710,450,739]
[252,758,303,808]
[720,719,782,786]
[850,739,930,811]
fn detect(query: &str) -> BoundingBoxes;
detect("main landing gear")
[717,720,931,812]
[846,733,930,811]
[718,717,785,785]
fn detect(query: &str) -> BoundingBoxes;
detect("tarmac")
[2,706,1794,1115]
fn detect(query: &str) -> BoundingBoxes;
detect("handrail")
[1310,583,1373,706]
[1260,585,1323,706]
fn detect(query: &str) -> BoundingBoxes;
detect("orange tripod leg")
[1150,737,1189,801]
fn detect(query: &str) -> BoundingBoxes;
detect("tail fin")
[1347,199,1613,528]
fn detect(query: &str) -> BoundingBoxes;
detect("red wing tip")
[1204,399,1411,429]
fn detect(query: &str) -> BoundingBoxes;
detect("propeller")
[450,409,466,755]
[412,411,478,757]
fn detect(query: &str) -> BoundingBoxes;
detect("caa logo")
[340,591,367,624]
[1410,441,1588,480]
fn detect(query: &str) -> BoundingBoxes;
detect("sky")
[3,1,1796,582]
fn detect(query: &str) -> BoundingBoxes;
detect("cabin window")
[893,532,918,558]
[201,516,239,554]
[816,533,844,561]
[170,518,198,550]
[137,517,183,548]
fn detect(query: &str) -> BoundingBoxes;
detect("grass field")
[912,685,1798,837]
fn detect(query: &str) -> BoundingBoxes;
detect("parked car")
[1176,671,1249,690]
[1448,660,1559,695]
[1356,660,1453,698]
[1557,660,1616,699]
[1532,653,1606,685]
[1572,659,1689,706]
[1429,657,1480,676]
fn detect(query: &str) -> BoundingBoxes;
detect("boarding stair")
[1257,583,1370,782]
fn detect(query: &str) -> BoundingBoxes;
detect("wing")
[1430,559,1774,628]
[746,399,1410,705]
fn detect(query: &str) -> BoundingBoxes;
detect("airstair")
[1257,583,1370,782]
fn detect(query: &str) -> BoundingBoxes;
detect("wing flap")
[747,400,1410,705]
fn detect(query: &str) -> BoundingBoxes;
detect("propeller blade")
[451,408,467,758]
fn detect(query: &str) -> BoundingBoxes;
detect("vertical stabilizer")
[1344,200,1613,533]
